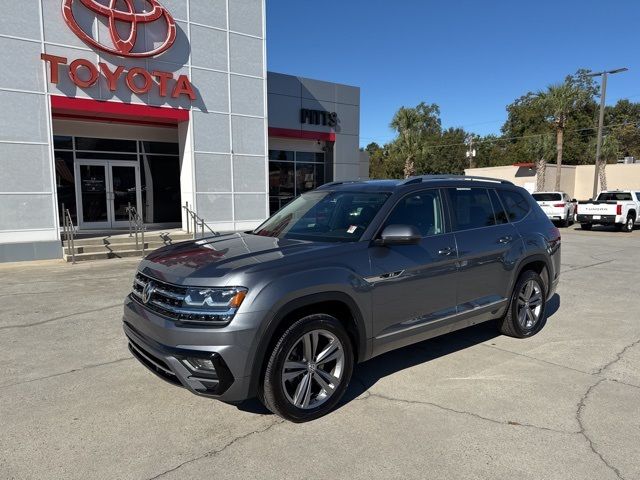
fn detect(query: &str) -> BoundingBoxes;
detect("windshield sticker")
[347,225,357,234]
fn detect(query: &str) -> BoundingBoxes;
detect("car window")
[497,189,530,222]
[447,188,496,231]
[532,193,561,202]
[254,191,389,242]
[636,192,640,202]
[489,189,509,224]
[384,189,445,237]
[597,192,632,201]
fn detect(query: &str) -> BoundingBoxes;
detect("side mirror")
[377,224,421,245]
[571,199,577,203]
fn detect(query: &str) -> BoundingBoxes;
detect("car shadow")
[235,293,561,416]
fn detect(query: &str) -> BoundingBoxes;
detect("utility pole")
[466,136,476,169]
[587,67,628,199]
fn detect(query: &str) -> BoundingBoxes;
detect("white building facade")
[0,0,362,262]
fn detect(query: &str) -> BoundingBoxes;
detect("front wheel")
[499,270,547,338]
[261,314,354,422]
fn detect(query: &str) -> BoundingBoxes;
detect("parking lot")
[1,226,639,480]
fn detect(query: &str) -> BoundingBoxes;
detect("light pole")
[587,67,628,198]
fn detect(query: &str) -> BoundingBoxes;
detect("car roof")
[317,175,514,193]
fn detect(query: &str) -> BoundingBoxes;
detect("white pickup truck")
[577,190,640,232]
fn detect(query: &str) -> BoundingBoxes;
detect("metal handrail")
[182,202,218,239]
[126,203,146,254]
[61,203,76,264]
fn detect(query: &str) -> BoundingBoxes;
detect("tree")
[538,80,592,190]
[593,134,621,191]
[524,135,554,191]
[390,102,441,177]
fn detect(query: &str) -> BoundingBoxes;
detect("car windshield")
[597,192,632,201]
[253,191,390,242]
[532,193,562,201]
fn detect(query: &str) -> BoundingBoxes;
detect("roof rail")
[401,175,514,185]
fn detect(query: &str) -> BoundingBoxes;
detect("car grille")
[131,272,232,325]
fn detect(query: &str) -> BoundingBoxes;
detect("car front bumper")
[122,295,263,403]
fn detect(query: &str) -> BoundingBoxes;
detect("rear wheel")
[561,212,570,228]
[499,271,547,338]
[580,223,592,230]
[623,215,635,233]
[261,314,354,422]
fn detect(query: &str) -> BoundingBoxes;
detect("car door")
[446,187,519,313]
[368,188,459,354]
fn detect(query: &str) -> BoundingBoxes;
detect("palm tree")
[390,103,441,178]
[538,82,589,190]
[596,134,621,192]
[525,135,554,191]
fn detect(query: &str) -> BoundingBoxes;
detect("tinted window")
[597,192,632,201]
[448,188,496,231]
[532,193,562,201]
[498,189,531,222]
[636,192,640,202]
[255,191,389,242]
[489,189,509,224]
[385,190,445,237]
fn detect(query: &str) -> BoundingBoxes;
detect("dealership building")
[0,0,364,262]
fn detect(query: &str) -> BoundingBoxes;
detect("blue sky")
[266,0,640,147]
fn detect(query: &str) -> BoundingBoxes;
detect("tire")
[623,215,635,233]
[580,223,592,230]
[261,314,354,422]
[561,212,569,228]
[499,270,547,339]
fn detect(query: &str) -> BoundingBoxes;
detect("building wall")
[466,163,640,200]
[0,0,268,261]
[267,72,361,178]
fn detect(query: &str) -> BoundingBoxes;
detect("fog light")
[183,357,216,372]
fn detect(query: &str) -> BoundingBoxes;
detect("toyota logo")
[142,281,156,304]
[62,0,177,58]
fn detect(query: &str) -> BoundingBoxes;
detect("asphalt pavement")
[1,225,639,480]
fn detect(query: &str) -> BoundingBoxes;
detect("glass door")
[76,162,110,229]
[75,160,141,229]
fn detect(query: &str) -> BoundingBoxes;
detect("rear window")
[497,189,531,222]
[597,192,632,201]
[532,193,561,202]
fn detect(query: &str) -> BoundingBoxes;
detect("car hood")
[138,232,343,285]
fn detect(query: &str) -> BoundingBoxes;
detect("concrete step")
[71,232,193,247]
[63,241,169,255]
[63,249,150,262]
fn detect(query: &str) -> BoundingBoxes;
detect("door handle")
[498,235,513,244]
[438,246,454,256]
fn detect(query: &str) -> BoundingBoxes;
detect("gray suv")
[123,176,561,422]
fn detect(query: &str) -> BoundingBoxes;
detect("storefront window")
[268,150,326,214]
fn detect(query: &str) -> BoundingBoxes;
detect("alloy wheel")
[516,280,543,329]
[281,329,345,409]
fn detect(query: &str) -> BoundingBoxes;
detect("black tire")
[580,223,592,230]
[261,314,354,422]
[560,212,569,228]
[623,215,635,233]
[499,270,547,339]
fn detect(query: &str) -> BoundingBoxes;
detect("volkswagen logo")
[62,0,177,58]
[142,281,156,304]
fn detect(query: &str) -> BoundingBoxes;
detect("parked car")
[123,176,561,422]
[577,190,640,232]
[532,191,577,227]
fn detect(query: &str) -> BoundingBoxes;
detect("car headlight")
[184,287,247,310]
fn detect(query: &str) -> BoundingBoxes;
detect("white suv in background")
[532,192,576,227]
